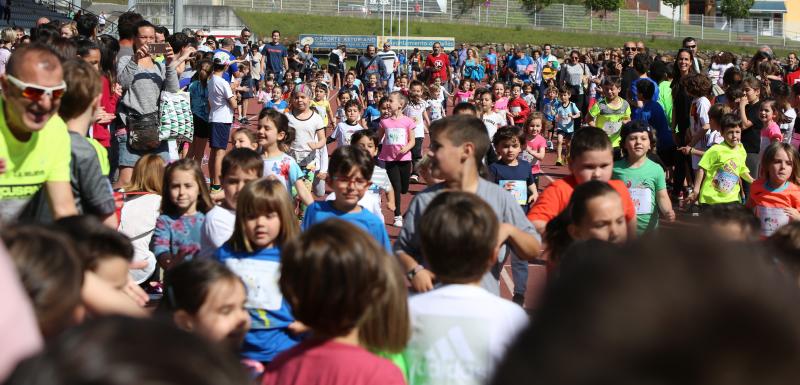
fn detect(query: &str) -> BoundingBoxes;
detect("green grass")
[236,10,795,55]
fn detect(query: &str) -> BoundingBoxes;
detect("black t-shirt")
[742,101,763,154]
[621,66,638,101]
[672,81,691,136]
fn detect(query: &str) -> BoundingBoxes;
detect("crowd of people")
[3,9,800,385]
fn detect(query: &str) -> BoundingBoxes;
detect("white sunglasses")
[6,75,67,101]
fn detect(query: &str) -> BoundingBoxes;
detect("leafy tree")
[519,0,551,12]
[720,0,754,19]
[584,0,623,16]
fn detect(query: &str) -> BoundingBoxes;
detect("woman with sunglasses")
[114,19,178,189]
[559,50,591,116]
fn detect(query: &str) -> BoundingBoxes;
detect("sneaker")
[512,293,525,306]
[409,174,420,184]
[239,117,248,124]
[393,215,403,227]
[546,140,554,150]
[555,159,564,166]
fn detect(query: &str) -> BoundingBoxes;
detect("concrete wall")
[138,4,246,29]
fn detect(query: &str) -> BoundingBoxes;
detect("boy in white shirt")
[208,52,238,191]
[404,191,529,385]
[198,148,263,258]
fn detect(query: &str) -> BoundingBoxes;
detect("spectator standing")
[260,30,288,85]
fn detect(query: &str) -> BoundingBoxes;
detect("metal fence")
[142,0,800,49]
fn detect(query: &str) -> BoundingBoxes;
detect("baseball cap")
[212,51,231,66]
[619,120,652,142]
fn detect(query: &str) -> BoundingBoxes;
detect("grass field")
[236,10,793,55]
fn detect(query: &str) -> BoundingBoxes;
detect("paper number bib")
[224,259,283,310]
[757,206,789,237]
[629,187,652,215]
[602,121,622,136]
[500,179,528,205]
[386,128,408,145]
[712,170,739,194]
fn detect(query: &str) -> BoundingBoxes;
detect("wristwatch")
[407,265,425,280]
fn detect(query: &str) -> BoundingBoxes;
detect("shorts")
[193,115,210,139]
[210,122,232,149]
[114,129,170,168]
[556,129,573,138]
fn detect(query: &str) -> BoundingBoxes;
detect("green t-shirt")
[613,158,667,233]
[87,137,110,176]
[658,80,673,129]
[376,351,408,382]
[0,99,71,223]
[698,142,749,204]
[589,97,631,147]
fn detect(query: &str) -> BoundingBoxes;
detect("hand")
[679,146,693,155]
[528,189,538,204]
[785,208,800,221]
[164,44,175,65]
[636,100,644,109]
[158,249,189,270]
[210,188,225,203]
[410,269,435,292]
[317,172,328,181]
[123,277,148,307]
[129,259,149,270]
[662,209,676,222]
[686,191,699,204]
[287,321,309,335]
[113,82,123,96]
[134,44,150,61]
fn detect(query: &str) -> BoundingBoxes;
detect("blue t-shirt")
[555,100,580,133]
[489,159,535,210]
[630,76,660,103]
[508,55,534,83]
[214,244,299,362]
[485,53,497,66]
[363,105,381,125]
[265,99,289,113]
[301,200,391,251]
[188,80,209,121]
[542,98,557,122]
[262,43,288,74]
[151,213,205,259]
[633,100,675,150]
[213,49,238,82]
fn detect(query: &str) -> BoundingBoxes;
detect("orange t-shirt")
[527,175,636,224]
[746,179,800,236]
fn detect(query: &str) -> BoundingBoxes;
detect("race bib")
[224,259,283,310]
[510,106,522,114]
[712,170,739,194]
[629,187,652,215]
[386,128,408,145]
[757,206,789,237]
[560,113,572,126]
[500,179,528,205]
[460,96,469,103]
[602,121,622,136]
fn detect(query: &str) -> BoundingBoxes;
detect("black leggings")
[385,160,411,216]
[411,139,424,175]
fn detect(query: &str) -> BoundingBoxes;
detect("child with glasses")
[301,145,391,251]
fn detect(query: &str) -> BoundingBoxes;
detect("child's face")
[603,84,620,100]
[355,135,378,156]
[496,137,522,163]
[528,118,543,136]
[480,93,494,111]
[569,149,614,184]
[743,85,759,102]
[503,88,511,98]
[623,132,651,159]
[338,91,351,104]
[345,74,355,86]
[179,278,250,351]
[169,169,199,212]
[257,117,284,148]
[767,147,793,185]
[568,193,628,244]
[409,85,423,99]
[493,83,505,97]
[398,78,408,88]
[559,92,570,104]
[523,85,533,94]
[272,89,282,101]
[546,90,557,100]
[511,87,522,98]
[368,74,378,85]
[222,166,260,210]
[314,88,326,101]
[388,94,404,113]
[345,105,361,122]
[759,103,775,123]
[433,77,441,87]
[460,80,469,90]
[722,126,742,147]
[428,132,466,180]
[94,256,130,292]
[379,101,392,118]
[233,132,257,151]
[292,92,310,111]
[331,167,369,207]
[245,211,283,249]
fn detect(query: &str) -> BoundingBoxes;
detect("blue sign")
[299,34,376,50]
[377,36,455,51]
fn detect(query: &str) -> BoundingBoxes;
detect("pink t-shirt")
[494,96,509,112]
[262,340,404,385]
[455,90,473,104]
[378,116,415,162]
[523,134,547,174]
[760,121,784,153]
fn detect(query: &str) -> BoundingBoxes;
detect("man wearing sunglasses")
[621,41,639,104]
[682,37,703,73]
[0,44,77,224]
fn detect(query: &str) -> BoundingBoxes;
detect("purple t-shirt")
[378,116,415,162]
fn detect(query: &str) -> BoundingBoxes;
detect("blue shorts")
[210,122,232,149]
[114,130,170,168]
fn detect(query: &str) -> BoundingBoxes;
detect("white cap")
[212,51,231,66]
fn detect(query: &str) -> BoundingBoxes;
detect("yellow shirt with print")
[698,142,749,204]
[0,98,71,223]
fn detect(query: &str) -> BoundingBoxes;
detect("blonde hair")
[1,27,15,44]
[123,154,165,194]
[358,256,410,353]
[228,178,299,253]
[161,159,214,216]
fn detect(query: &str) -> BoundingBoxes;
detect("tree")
[661,0,687,36]
[584,0,623,16]
[519,0,551,12]
[719,0,754,19]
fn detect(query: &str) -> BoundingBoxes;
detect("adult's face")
[383,44,390,52]
[240,30,251,43]
[636,42,645,53]
[677,50,692,74]
[2,54,64,134]
[789,53,798,67]
[623,42,636,60]
[194,30,206,43]
[544,45,551,55]
[683,39,697,55]
[134,26,155,50]
[432,43,441,55]
[271,32,280,44]
[367,46,376,57]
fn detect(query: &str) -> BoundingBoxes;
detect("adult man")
[215,38,239,82]
[455,42,467,78]
[377,42,398,90]
[115,12,144,61]
[507,48,534,84]
[682,37,702,72]
[232,28,251,58]
[76,13,98,39]
[424,41,450,85]
[356,44,387,85]
[620,41,639,102]
[35,17,49,26]
[0,44,77,224]
[260,30,288,84]
[537,43,559,106]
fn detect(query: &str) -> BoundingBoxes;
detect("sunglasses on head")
[6,75,66,101]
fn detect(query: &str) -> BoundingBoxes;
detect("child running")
[405,80,430,183]
[214,178,302,363]
[520,112,547,199]
[257,109,314,207]
[331,100,365,147]
[759,99,785,155]
[553,86,580,166]
[152,159,213,270]
[287,84,326,207]
[588,77,631,157]
[746,142,800,237]
[379,91,416,227]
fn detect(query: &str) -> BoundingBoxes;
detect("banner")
[298,34,376,50]
[377,36,455,51]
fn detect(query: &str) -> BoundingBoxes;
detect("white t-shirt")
[405,284,529,385]
[118,193,161,284]
[377,50,398,74]
[208,74,234,123]
[198,205,236,258]
[333,121,364,147]
[690,97,711,168]
[404,101,427,138]
[782,107,797,143]
[287,110,325,167]
[427,98,444,121]
[482,111,507,141]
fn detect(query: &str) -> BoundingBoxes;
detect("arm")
[739,98,754,129]
[307,127,326,150]
[384,186,396,212]
[45,181,78,219]
[501,224,541,260]
[687,168,706,203]
[227,95,237,110]
[400,130,416,154]
[656,189,675,222]
[293,179,315,206]
[82,271,147,317]
[116,55,138,90]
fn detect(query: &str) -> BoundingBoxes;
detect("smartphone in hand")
[148,43,168,55]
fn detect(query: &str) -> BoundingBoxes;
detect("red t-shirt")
[424,53,450,83]
[92,75,118,148]
[527,175,636,224]
[508,96,530,125]
[786,69,800,86]
[262,340,404,385]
